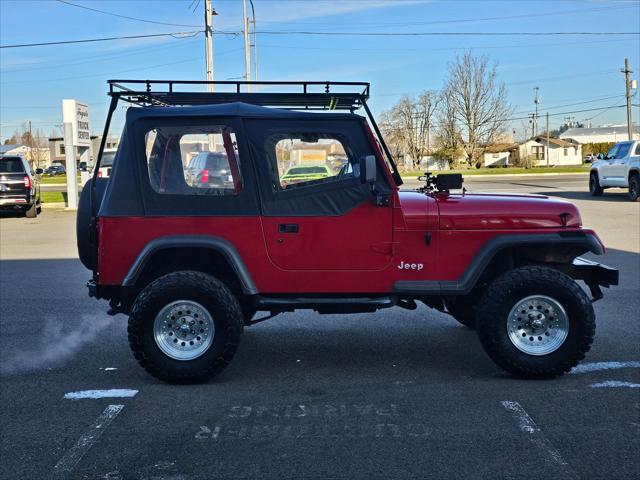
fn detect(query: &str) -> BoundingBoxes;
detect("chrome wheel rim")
[507,295,569,356]
[153,300,214,361]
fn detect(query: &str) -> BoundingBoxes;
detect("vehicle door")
[599,143,620,185]
[249,117,394,271]
[608,142,633,185]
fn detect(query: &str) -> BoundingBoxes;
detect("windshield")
[101,151,116,167]
[0,157,25,173]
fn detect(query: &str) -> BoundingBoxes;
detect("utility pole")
[249,0,258,84]
[204,0,215,92]
[533,86,540,137]
[622,58,634,140]
[242,0,251,91]
[546,112,550,167]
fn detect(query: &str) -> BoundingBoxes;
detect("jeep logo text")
[397,261,424,271]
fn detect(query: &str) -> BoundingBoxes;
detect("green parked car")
[280,164,333,188]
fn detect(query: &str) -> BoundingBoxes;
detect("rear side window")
[635,143,640,156]
[0,157,25,173]
[145,125,242,195]
[267,133,356,190]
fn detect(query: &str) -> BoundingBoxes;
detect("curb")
[42,202,67,209]
[402,172,589,180]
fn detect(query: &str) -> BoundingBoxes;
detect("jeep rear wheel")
[476,266,595,379]
[589,172,603,196]
[128,271,243,384]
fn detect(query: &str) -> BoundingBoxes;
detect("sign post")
[61,99,90,210]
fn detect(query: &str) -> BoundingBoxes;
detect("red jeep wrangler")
[77,80,618,384]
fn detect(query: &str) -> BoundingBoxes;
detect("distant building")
[0,144,50,167]
[0,144,24,156]
[560,125,640,144]
[482,143,518,167]
[48,135,119,166]
[513,137,582,167]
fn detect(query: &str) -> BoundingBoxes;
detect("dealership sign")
[62,99,90,147]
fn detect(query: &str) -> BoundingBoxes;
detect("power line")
[250,30,640,37]
[1,38,201,73]
[0,30,203,49]
[3,29,637,49]
[251,4,638,28]
[55,0,201,28]
[258,37,636,53]
[0,58,200,85]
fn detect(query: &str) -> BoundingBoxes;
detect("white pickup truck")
[589,140,640,201]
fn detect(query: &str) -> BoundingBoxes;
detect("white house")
[482,143,518,167]
[515,137,582,167]
[560,125,640,144]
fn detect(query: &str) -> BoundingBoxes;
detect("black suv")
[0,156,42,217]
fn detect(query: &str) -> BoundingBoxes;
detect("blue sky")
[1,0,639,142]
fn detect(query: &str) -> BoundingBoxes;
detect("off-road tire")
[128,271,243,384]
[476,265,595,379]
[25,201,37,218]
[628,174,639,202]
[445,298,477,329]
[589,172,603,196]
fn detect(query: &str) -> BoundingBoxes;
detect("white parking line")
[570,361,640,374]
[501,401,577,478]
[590,380,640,389]
[52,404,124,480]
[64,389,138,400]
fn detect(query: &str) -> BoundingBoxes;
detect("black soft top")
[125,102,364,122]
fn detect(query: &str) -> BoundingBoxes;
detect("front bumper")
[563,257,619,301]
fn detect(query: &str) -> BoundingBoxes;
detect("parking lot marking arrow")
[63,389,138,400]
[51,404,124,480]
[501,401,578,479]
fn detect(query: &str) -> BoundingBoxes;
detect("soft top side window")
[145,125,242,196]
[265,132,358,191]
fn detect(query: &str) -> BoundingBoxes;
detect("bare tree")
[5,123,49,168]
[445,52,510,166]
[434,86,463,167]
[380,90,440,170]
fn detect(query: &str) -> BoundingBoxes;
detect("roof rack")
[108,80,370,111]
[95,79,402,188]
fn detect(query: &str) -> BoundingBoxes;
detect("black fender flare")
[394,232,604,296]
[121,235,258,295]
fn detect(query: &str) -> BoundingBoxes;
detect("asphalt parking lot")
[1,174,638,480]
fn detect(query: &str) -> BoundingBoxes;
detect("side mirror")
[360,155,377,185]
[35,168,43,175]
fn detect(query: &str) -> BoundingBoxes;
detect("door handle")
[278,223,299,233]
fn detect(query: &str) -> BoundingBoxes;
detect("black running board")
[255,296,396,314]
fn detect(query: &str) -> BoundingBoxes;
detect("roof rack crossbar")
[107,79,369,110]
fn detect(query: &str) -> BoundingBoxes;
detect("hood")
[436,192,582,230]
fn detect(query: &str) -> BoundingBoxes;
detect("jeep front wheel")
[128,271,243,384]
[476,266,595,379]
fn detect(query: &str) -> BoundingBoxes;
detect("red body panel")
[99,190,589,294]
[437,193,581,230]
